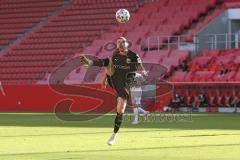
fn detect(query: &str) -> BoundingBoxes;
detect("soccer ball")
[116,9,130,23]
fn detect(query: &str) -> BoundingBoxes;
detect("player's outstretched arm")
[79,55,92,65]
[79,54,110,67]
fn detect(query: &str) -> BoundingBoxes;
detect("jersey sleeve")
[130,50,142,64]
[135,54,142,64]
[92,58,110,67]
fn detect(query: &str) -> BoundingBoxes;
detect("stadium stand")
[66,0,221,83]
[0,0,143,84]
[85,0,219,53]
[1,0,235,84]
[169,49,240,82]
[0,0,63,48]
[1,0,240,111]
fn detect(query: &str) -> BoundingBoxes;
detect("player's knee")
[117,97,126,104]
[117,97,127,113]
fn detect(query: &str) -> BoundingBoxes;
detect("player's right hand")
[79,55,90,65]
[101,79,108,89]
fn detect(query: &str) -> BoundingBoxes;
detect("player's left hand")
[141,70,148,77]
[101,80,107,89]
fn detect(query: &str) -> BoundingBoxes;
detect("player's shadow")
[0,112,240,130]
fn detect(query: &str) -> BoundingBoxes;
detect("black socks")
[114,112,123,133]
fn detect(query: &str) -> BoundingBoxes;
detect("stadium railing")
[143,33,238,53]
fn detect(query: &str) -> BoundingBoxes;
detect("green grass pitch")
[0,112,240,160]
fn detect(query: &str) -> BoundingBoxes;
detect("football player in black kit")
[80,37,147,145]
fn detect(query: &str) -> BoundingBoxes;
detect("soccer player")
[102,70,149,125]
[130,81,149,124]
[80,37,147,145]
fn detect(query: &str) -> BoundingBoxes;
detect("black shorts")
[107,75,130,100]
[114,86,129,100]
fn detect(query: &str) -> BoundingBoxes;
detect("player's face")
[117,38,128,53]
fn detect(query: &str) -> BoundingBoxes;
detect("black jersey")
[92,50,142,99]
[93,50,141,83]
[111,50,141,84]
